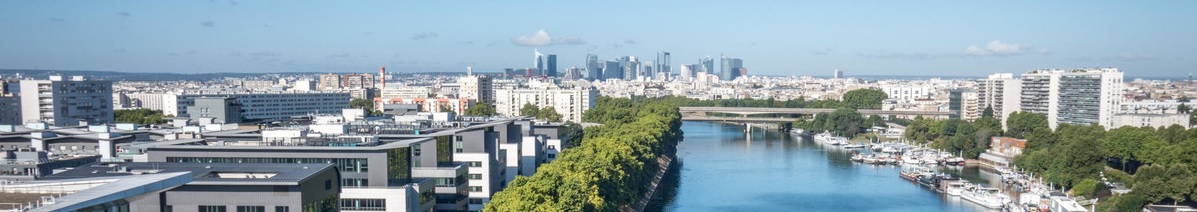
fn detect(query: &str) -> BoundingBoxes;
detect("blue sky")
[1,1,1193,77]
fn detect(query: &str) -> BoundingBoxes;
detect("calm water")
[655,121,1002,212]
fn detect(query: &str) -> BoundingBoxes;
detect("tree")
[538,107,563,122]
[1006,111,1047,139]
[981,105,995,118]
[114,109,168,125]
[866,115,885,128]
[464,102,496,116]
[824,107,865,137]
[1133,164,1168,204]
[1102,126,1157,172]
[1071,179,1099,198]
[559,122,584,148]
[519,103,539,117]
[1164,164,1194,205]
[841,89,887,109]
[349,98,382,116]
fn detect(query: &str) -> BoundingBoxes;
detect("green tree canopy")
[519,103,539,117]
[464,102,496,116]
[349,98,382,116]
[114,109,168,125]
[538,107,563,122]
[841,88,887,109]
[1005,111,1047,139]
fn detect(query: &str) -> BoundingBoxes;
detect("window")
[468,198,484,205]
[199,205,227,212]
[340,199,385,211]
[325,180,333,190]
[467,161,482,167]
[236,206,265,212]
[468,186,482,192]
[274,206,289,212]
[468,174,482,180]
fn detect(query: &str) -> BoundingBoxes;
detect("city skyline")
[2,1,1195,77]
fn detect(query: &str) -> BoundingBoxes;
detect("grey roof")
[44,162,336,185]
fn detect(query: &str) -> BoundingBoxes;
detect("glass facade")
[166,157,368,173]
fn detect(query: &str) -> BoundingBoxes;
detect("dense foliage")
[520,103,564,122]
[792,107,868,138]
[349,98,382,116]
[841,88,887,109]
[486,97,682,211]
[464,102,496,116]
[114,109,169,125]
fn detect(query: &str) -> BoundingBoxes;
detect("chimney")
[379,66,386,89]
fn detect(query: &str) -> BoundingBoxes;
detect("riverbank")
[624,155,674,212]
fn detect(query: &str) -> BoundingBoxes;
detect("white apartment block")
[494,84,597,123]
[19,76,114,126]
[1020,68,1123,129]
[978,73,1023,129]
[457,75,494,103]
[882,84,932,102]
[1110,100,1191,129]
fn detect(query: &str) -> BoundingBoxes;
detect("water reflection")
[656,121,1002,212]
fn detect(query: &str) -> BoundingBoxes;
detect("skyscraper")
[534,49,544,74]
[700,56,714,75]
[834,69,844,79]
[720,55,743,81]
[546,54,558,77]
[586,54,601,80]
[602,60,622,80]
[655,51,671,80]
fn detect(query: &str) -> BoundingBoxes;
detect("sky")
[1,1,1194,77]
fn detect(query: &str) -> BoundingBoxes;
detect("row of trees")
[485,97,682,211]
[902,108,1002,159]
[519,103,563,122]
[348,98,383,116]
[791,108,886,138]
[464,102,496,116]
[114,109,170,125]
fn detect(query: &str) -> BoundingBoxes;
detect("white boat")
[843,143,866,148]
[960,186,1007,209]
[790,128,806,135]
[945,182,967,196]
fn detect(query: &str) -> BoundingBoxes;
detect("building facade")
[19,76,114,126]
[1020,68,1123,129]
[494,84,597,123]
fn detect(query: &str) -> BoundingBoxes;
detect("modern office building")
[656,51,672,80]
[533,49,544,75]
[977,73,1023,129]
[164,91,351,122]
[602,60,623,80]
[545,54,558,78]
[494,82,597,123]
[700,56,714,75]
[622,56,640,80]
[1020,68,1124,129]
[5,162,341,212]
[586,54,601,81]
[834,69,844,79]
[678,64,698,82]
[458,74,494,103]
[0,83,18,125]
[184,97,243,124]
[19,76,114,126]
[720,55,743,81]
[120,112,565,212]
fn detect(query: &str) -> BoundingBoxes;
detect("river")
[651,121,1005,212]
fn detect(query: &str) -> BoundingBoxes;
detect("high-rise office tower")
[602,60,622,80]
[720,55,744,81]
[1019,68,1123,129]
[700,56,714,75]
[546,54,558,77]
[534,49,544,75]
[834,69,844,79]
[19,76,114,126]
[679,64,698,82]
[655,51,671,80]
[586,54,601,80]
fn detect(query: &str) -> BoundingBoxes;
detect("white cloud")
[511,29,553,47]
[965,40,1039,56]
[511,29,586,47]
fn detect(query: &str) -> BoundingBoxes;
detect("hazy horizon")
[2,1,1194,77]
